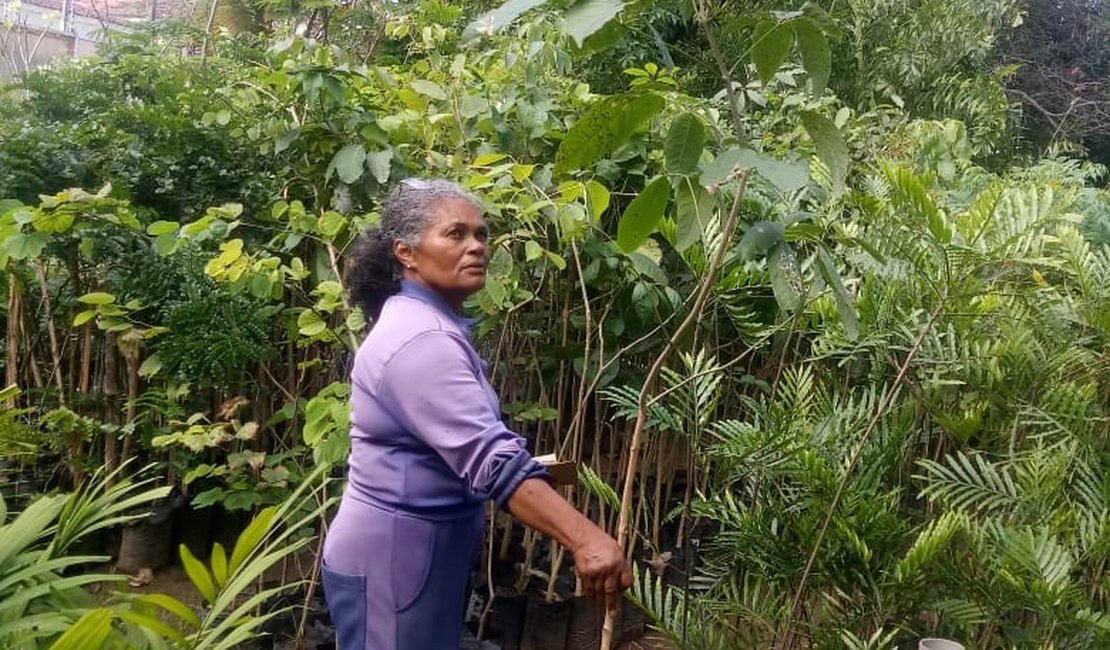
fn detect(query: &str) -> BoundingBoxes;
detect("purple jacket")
[346,280,548,518]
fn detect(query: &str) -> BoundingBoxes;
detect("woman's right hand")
[572,528,633,610]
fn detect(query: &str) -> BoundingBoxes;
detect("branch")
[780,296,948,648]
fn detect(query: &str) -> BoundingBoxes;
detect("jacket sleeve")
[375,330,549,508]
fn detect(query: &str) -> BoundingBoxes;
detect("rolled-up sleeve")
[375,331,549,508]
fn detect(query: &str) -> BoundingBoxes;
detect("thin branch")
[780,296,948,648]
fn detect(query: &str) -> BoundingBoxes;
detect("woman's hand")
[572,529,633,610]
[506,478,633,611]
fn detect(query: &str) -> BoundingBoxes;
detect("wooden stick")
[600,172,749,650]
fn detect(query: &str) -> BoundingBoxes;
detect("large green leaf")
[886,165,951,244]
[46,608,112,650]
[664,113,706,175]
[617,177,670,253]
[179,544,217,604]
[563,0,626,47]
[32,208,75,234]
[737,221,785,260]
[2,231,49,260]
[327,144,367,184]
[555,93,665,175]
[752,20,794,85]
[135,593,201,629]
[701,148,808,194]
[675,178,712,252]
[0,494,65,568]
[816,246,859,340]
[793,18,830,96]
[800,111,849,196]
[463,0,552,42]
[366,150,392,184]
[769,242,804,311]
[229,506,277,574]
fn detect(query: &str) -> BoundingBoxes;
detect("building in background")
[1,0,188,81]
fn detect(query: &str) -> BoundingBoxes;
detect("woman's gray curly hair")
[345,178,481,319]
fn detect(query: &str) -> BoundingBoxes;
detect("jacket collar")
[398,280,478,332]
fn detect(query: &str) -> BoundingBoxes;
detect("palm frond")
[916,451,1020,516]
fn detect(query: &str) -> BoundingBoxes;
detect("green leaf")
[885,165,950,244]
[769,242,804,311]
[211,542,229,588]
[46,608,112,650]
[155,233,178,256]
[297,310,328,337]
[0,198,23,216]
[752,20,794,85]
[525,240,544,261]
[702,148,808,194]
[145,595,203,629]
[463,0,551,42]
[675,178,712,252]
[317,211,346,238]
[32,208,75,234]
[229,506,277,574]
[563,0,626,47]
[800,111,849,197]
[137,354,163,378]
[72,310,97,327]
[367,150,392,184]
[555,93,665,175]
[474,153,509,166]
[579,464,620,510]
[2,231,49,259]
[0,492,62,563]
[113,609,186,644]
[410,80,447,100]
[700,148,746,188]
[737,221,786,260]
[78,292,116,305]
[586,180,610,220]
[816,246,859,340]
[664,113,706,175]
[617,177,670,253]
[327,144,367,185]
[145,220,179,236]
[179,544,217,604]
[793,18,830,96]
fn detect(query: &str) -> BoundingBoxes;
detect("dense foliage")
[1,1,1108,648]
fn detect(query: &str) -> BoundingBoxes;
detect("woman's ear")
[393,241,415,270]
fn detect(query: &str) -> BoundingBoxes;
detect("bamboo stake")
[600,172,749,650]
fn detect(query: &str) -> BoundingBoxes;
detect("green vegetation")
[1,1,1107,648]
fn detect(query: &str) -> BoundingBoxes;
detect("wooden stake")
[600,172,749,650]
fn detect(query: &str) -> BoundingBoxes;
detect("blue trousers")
[321,494,485,649]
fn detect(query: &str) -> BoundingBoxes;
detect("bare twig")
[780,297,948,648]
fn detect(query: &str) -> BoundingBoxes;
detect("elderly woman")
[322,178,631,649]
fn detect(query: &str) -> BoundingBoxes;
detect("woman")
[322,178,632,649]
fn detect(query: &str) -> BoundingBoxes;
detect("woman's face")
[395,197,490,308]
